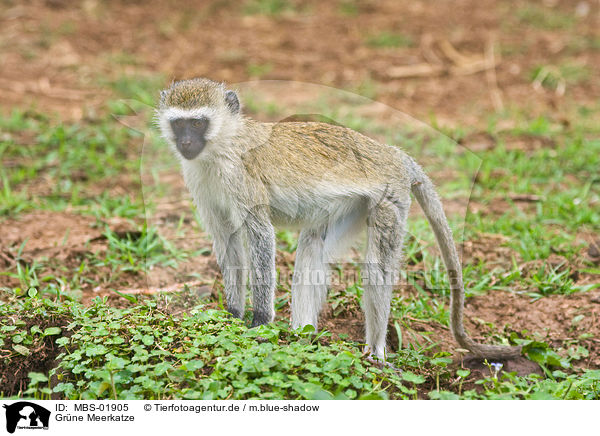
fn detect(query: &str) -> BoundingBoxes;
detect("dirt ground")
[2,0,599,123]
[1,0,600,379]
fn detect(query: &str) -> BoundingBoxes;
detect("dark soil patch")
[462,233,518,269]
[588,239,600,263]
[0,314,71,397]
[462,354,543,378]
[460,131,558,153]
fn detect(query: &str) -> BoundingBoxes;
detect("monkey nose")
[180,140,191,149]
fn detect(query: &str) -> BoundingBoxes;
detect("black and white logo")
[3,402,50,434]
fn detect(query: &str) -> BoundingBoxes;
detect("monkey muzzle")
[170,117,209,160]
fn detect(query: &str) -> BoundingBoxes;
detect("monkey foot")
[364,353,402,373]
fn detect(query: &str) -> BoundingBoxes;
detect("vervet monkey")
[157,78,521,361]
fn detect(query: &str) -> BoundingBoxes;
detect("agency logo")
[2,402,50,434]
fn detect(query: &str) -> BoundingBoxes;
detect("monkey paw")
[363,351,402,373]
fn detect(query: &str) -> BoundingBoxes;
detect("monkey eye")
[192,118,208,129]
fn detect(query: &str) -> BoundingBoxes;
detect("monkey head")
[157,78,241,160]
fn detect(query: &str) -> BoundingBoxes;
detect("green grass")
[0,105,150,217]
[2,293,599,400]
[243,0,298,16]
[1,293,406,400]
[347,76,379,100]
[516,5,575,30]
[365,32,414,49]
[97,225,199,275]
[246,62,274,78]
[103,73,166,108]
[530,62,592,91]
[338,0,360,17]
[567,36,600,54]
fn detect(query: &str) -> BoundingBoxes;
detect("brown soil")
[1,0,599,126]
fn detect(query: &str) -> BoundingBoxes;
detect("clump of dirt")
[462,233,517,269]
[461,131,558,154]
[500,133,557,152]
[588,239,600,263]
[462,355,543,378]
[459,131,497,153]
[0,314,71,397]
[454,354,543,395]
[518,253,572,276]
[319,305,367,345]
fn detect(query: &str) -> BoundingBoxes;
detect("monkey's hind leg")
[363,200,408,361]
[291,228,328,330]
[290,204,367,331]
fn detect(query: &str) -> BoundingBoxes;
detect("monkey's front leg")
[212,225,248,319]
[245,211,276,327]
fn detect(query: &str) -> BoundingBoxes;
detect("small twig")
[387,50,499,79]
[508,194,543,202]
[439,40,475,66]
[387,63,445,79]
[485,39,504,112]
[450,58,498,76]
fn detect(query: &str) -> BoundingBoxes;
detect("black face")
[170,117,209,160]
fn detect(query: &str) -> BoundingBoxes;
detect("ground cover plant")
[1,0,599,400]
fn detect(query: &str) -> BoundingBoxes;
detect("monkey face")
[169,117,210,160]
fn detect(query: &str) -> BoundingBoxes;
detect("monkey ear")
[225,90,240,114]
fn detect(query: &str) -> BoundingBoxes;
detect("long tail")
[406,156,522,359]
